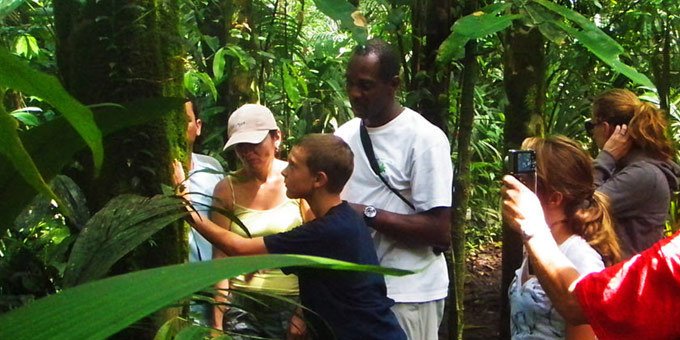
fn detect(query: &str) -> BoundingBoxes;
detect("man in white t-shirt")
[335,39,453,340]
[184,100,224,324]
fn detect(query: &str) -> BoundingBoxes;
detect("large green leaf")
[0,97,185,230]
[0,255,411,340]
[0,106,63,213]
[183,70,218,100]
[0,48,103,173]
[62,194,187,287]
[438,4,520,63]
[312,0,367,43]
[531,0,655,88]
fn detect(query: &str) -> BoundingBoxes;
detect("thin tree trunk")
[499,23,545,339]
[450,14,478,339]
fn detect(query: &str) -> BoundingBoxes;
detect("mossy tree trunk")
[499,23,545,339]
[54,0,187,337]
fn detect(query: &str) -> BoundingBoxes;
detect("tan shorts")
[391,299,445,340]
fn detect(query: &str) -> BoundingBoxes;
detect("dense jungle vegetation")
[0,0,678,339]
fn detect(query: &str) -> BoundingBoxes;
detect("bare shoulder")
[212,176,234,210]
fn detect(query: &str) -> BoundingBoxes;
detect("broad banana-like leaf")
[0,254,411,340]
[523,2,567,45]
[0,97,185,231]
[0,48,103,173]
[184,70,218,101]
[313,0,367,43]
[438,3,520,63]
[531,0,655,88]
[0,105,64,215]
[62,194,187,287]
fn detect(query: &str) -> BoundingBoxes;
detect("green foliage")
[0,102,60,214]
[0,0,24,20]
[62,194,187,287]
[1,175,88,312]
[0,48,103,172]
[0,97,185,227]
[438,3,518,62]
[313,0,367,43]
[438,0,655,89]
[531,0,654,88]
[0,253,411,340]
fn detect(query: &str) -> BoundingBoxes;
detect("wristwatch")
[363,205,377,223]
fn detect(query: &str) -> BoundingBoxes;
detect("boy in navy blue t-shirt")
[185,134,405,340]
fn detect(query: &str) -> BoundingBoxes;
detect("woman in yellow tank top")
[210,104,312,338]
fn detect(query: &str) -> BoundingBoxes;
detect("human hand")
[602,124,633,161]
[501,175,548,240]
[172,159,188,195]
[287,310,307,340]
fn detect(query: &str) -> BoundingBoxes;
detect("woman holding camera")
[508,136,622,339]
[588,89,680,257]
[210,104,311,338]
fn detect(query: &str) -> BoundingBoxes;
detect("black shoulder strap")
[359,121,416,210]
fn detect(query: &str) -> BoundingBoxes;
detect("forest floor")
[462,242,502,339]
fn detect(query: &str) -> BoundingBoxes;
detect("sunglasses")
[585,117,631,134]
[584,119,600,134]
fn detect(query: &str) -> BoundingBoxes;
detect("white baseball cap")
[223,104,279,150]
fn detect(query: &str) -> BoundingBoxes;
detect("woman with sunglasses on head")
[587,89,680,258]
[508,136,622,339]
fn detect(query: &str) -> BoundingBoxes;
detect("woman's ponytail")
[629,101,674,161]
[573,191,622,266]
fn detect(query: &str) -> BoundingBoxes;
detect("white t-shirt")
[188,153,224,262]
[335,108,453,303]
[509,234,604,339]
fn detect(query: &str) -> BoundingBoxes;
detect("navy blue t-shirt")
[263,201,406,340]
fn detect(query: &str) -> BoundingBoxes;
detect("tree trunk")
[450,17,478,340]
[651,17,671,112]
[499,23,545,339]
[408,0,453,132]
[54,0,186,337]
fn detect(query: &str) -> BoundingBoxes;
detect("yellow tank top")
[228,176,303,295]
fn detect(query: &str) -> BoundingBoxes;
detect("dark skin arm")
[349,203,451,249]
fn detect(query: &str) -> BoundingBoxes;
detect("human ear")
[314,171,329,189]
[548,191,563,207]
[602,122,614,138]
[195,118,203,136]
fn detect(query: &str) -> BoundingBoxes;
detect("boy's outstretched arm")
[173,159,267,256]
[188,211,267,256]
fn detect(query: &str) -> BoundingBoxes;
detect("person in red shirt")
[502,173,680,340]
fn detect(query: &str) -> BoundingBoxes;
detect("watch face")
[364,206,377,219]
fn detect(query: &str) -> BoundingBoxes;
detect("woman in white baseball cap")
[210,103,310,338]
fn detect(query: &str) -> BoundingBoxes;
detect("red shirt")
[574,230,680,340]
